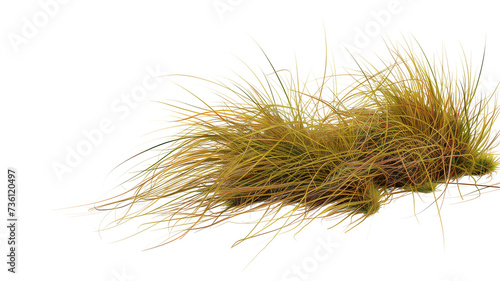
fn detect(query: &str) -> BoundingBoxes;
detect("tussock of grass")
[93,40,500,247]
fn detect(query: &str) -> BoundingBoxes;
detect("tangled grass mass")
[94,40,500,248]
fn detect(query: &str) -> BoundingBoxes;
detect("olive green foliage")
[94,41,499,247]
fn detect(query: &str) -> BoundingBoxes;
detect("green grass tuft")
[92,39,500,248]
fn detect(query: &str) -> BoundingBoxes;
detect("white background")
[2,0,500,280]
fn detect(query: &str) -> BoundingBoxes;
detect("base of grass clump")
[352,184,384,215]
[403,182,438,194]
[471,154,498,176]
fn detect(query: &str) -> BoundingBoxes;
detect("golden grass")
[93,40,500,248]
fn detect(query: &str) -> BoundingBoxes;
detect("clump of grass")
[93,40,500,248]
